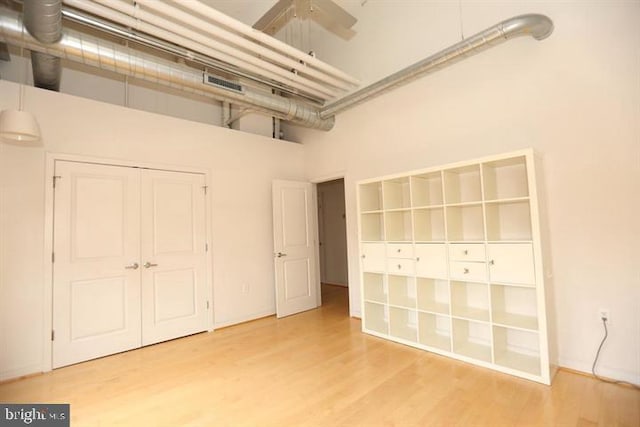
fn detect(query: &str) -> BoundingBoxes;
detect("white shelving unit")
[357,149,554,384]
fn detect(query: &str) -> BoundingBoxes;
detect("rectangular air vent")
[204,73,243,93]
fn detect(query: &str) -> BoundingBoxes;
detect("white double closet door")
[52,161,208,368]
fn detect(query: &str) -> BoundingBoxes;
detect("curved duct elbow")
[24,0,62,91]
[499,14,554,41]
[24,0,62,44]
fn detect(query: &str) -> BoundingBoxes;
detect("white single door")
[140,169,208,345]
[272,180,320,318]
[52,161,141,368]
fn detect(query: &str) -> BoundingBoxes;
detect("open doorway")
[316,179,349,313]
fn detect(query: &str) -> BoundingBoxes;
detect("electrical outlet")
[598,309,610,323]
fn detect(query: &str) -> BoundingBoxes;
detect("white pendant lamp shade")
[0,109,42,142]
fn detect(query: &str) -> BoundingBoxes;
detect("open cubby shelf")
[363,272,386,304]
[482,156,529,201]
[383,178,411,210]
[418,312,451,351]
[444,165,482,204]
[411,172,444,207]
[416,278,449,314]
[413,208,445,242]
[358,150,552,384]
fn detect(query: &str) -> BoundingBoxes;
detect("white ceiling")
[201,1,288,27]
[201,0,363,30]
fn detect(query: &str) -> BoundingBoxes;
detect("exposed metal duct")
[60,7,324,104]
[321,14,554,118]
[1,7,553,132]
[0,8,335,131]
[24,0,62,91]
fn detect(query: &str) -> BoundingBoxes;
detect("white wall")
[0,81,305,380]
[291,1,640,384]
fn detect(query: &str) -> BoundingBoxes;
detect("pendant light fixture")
[0,21,41,144]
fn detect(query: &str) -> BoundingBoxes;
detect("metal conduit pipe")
[320,14,554,118]
[0,9,335,131]
[73,0,340,100]
[173,0,360,87]
[132,0,355,92]
[24,0,62,91]
[60,7,324,104]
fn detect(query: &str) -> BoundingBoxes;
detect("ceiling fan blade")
[253,0,295,34]
[312,0,357,29]
[310,8,357,40]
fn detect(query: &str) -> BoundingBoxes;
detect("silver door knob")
[125,262,139,270]
[276,252,287,258]
[144,262,158,268]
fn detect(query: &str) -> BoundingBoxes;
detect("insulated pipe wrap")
[0,9,334,131]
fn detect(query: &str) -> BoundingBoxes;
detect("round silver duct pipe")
[320,14,554,119]
[24,0,62,91]
[1,7,553,132]
[0,8,335,131]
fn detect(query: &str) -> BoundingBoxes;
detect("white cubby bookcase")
[357,149,555,384]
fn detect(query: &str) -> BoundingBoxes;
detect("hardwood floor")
[1,284,638,426]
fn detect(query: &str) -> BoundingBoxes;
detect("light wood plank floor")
[1,285,638,426]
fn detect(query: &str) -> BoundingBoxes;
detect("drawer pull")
[416,257,420,262]
[464,250,468,255]
[362,254,366,259]
[463,268,469,274]
[397,248,401,253]
[489,259,495,265]
[397,264,402,270]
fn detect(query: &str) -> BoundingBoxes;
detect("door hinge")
[52,175,61,188]
[202,185,208,195]
[205,243,209,252]
[51,330,55,341]
[206,301,210,310]
[51,252,55,263]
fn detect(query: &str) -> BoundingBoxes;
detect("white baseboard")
[558,357,640,385]
[213,309,276,330]
[0,362,43,382]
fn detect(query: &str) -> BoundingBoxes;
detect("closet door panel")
[52,161,141,368]
[140,170,208,346]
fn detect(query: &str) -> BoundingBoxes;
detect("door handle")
[125,262,139,270]
[276,252,287,258]
[144,262,158,268]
